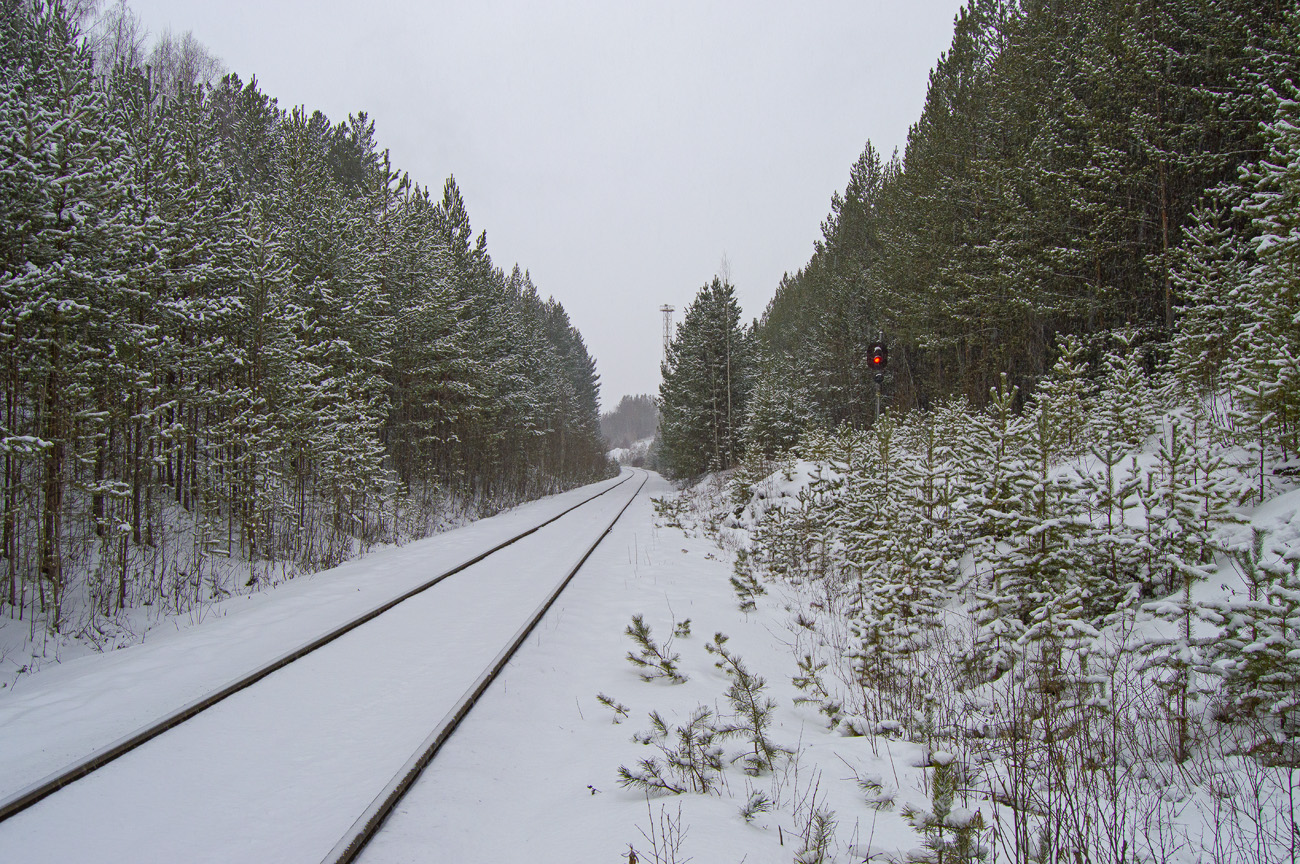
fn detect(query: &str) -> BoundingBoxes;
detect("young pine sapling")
[707,632,788,774]
[618,707,726,795]
[625,614,687,683]
[597,692,631,724]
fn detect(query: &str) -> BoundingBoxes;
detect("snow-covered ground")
[0,473,626,795]
[358,470,934,863]
[0,468,945,863]
[1,474,661,860]
[13,451,1292,862]
[608,436,655,466]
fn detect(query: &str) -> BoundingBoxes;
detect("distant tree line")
[658,0,1300,478]
[1,0,609,634]
[600,394,658,451]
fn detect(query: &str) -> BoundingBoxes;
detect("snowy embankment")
[697,418,1300,863]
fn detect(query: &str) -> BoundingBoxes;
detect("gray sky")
[124,0,964,409]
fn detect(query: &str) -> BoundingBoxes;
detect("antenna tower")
[659,305,675,360]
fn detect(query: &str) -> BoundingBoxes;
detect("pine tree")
[657,278,751,479]
[231,192,300,567]
[1169,188,1251,401]
[706,633,786,775]
[741,346,812,458]
[1031,333,1091,460]
[1074,424,1146,624]
[0,0,611,634]
[1139,418,1235,761]
[1203,527,1300,738]
[843,413,953,725]
[1227,82,1300,457]
[0,0,138,624]
[960,378,1030,677]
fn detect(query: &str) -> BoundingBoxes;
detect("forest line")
[657,0,1300,480]
[1,0,610,641]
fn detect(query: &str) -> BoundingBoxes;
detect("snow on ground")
[0,474,640,863]
[608,436,655,466]
[0,474,627,800]
[0,469,940,863]
[359,470,931,864]
[7,439,1300,861]
[0,494,491,681]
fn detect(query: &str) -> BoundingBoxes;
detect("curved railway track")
[0,469,648,862]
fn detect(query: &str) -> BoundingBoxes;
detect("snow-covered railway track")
[323,469,647,864]
[0,469,646,863]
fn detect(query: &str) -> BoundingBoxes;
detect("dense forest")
[1,0,610,641]
[659,0,1300,478]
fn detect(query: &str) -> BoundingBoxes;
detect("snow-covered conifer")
[1139,419,1236,761]
[1203,527,1300,738]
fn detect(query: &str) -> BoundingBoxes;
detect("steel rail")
[0,471,634,824]
[322,469,648,864]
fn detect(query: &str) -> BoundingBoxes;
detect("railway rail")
[0,469,647,862]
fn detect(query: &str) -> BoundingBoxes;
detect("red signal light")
[869,342,887,384]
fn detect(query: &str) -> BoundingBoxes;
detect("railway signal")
[869,342,887,383]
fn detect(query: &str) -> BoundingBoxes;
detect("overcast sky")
[123,0,964,408]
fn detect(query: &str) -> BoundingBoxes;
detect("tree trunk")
[40,347,65,628]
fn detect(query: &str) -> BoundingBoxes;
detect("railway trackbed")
[0,469,647,863]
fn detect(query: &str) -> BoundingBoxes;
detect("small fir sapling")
[739,789,773,822]
[1033,332,1091,460]
[672,618,692,639]
[706,632,788,774]
[619,754,687,796]
[651,496,686,529]
[960,377,1034,678]
[792,652,844,729]
[858,774,895,810]
[1095,333,1157,451]
[625,614,687,683]
[1139,419,1234,762]
[1076,426,1147,622]
[1205,526,1300,735]
[795,807,837,864]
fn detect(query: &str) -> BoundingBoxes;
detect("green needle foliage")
[625,614,687,684]
[706,633,787,775]
[618,707,725,796]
